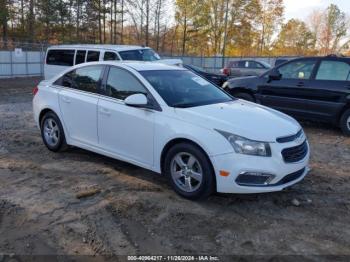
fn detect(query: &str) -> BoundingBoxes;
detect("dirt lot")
[0,77,349,259]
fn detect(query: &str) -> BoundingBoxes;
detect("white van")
[44,44,182,79]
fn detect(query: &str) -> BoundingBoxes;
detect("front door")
[257,59,318,119]
[98,66,155,167]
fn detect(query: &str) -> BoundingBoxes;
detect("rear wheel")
[340,109,350,136]
[40,111,67,152]
[164,143,215,200]
[233,92,255,102]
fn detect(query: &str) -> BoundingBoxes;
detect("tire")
[40,111,68,152]
[164,143,215,200]
[340,109,350,136]
[233,92,255,102]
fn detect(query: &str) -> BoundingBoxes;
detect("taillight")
[32,86,39,96]
[223,68,230,76]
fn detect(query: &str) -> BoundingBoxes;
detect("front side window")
[118,49,160,61]
[75,50,86,65]
[140,70,233,108]
[46,49,75,66]
[104,52,120,61]
[316,60,350,81]
[86,51,100,62]
[278,60,316,80]
[71,66,103,93]
[106,67,147,100]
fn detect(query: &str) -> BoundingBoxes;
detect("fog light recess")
[236,172,275,186]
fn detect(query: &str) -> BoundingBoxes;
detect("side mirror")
[124,93,148,107]
[268,70,282,81]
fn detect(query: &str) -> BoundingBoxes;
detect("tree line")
[0,0,349,56]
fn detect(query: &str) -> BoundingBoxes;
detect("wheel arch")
[337,104,350,126]
[160,138,216,181]
[228,87,256,101]
[39,108,58,126]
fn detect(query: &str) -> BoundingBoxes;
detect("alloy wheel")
[170,152,203,193]
[43,118,60,147]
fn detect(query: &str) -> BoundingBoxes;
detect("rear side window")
[104,52,120,61]
[86,51,100,62]
[75,50,86,65]
[316,60,350,81]
[228,61,246,68]
[106,67,147,100]
[46,49,75,66]
[71,66,103,93]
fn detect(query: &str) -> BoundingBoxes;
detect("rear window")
[46,49,75,66]
[86,51,100,62]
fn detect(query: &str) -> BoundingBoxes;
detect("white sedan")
[33,61,310,199]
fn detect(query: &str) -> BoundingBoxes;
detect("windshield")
[119,49,161,61]
[140,70,233,108]
[260,61,272,68]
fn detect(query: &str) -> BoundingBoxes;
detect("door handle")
[99,108,111,116]
[297,82,304,87]
[61,96,71,103]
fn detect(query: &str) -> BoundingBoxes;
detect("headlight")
[216,130,271,157]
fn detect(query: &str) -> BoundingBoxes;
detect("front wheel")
[40,111,68,152]
[164,143,215,200]
[340,109,350,136]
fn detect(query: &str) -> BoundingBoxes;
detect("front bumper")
[210,140,310,194]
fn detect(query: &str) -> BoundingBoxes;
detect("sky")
[284,0,350,21]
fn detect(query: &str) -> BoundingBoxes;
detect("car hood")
[175,100,300,142]
[226,75,260,88]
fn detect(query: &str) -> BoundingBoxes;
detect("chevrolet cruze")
[33,62,310,199]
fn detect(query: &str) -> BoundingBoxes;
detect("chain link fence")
[0,41,48,78]
[0,40,298,78]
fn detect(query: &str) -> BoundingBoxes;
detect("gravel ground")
[0,77,349,260]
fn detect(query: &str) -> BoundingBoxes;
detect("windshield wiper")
[172,102,196,108]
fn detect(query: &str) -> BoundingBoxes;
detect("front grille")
[282,140,308,163]
[236,168,306,187]
[277,129,303,143]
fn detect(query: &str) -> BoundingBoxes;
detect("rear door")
[257,58,319,119]
[229,61,246,77]
[58,65,104,146]
[306,58,350,121]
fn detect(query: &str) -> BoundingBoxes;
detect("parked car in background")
[33,61,309,199]
[44,44,182,79]
[183,64,227,86]
[221,60,271,78]
[223,55,350,135]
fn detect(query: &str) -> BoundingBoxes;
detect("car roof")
[48,44,152,52]
[74,61,186,71]
[117,62,185,71]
